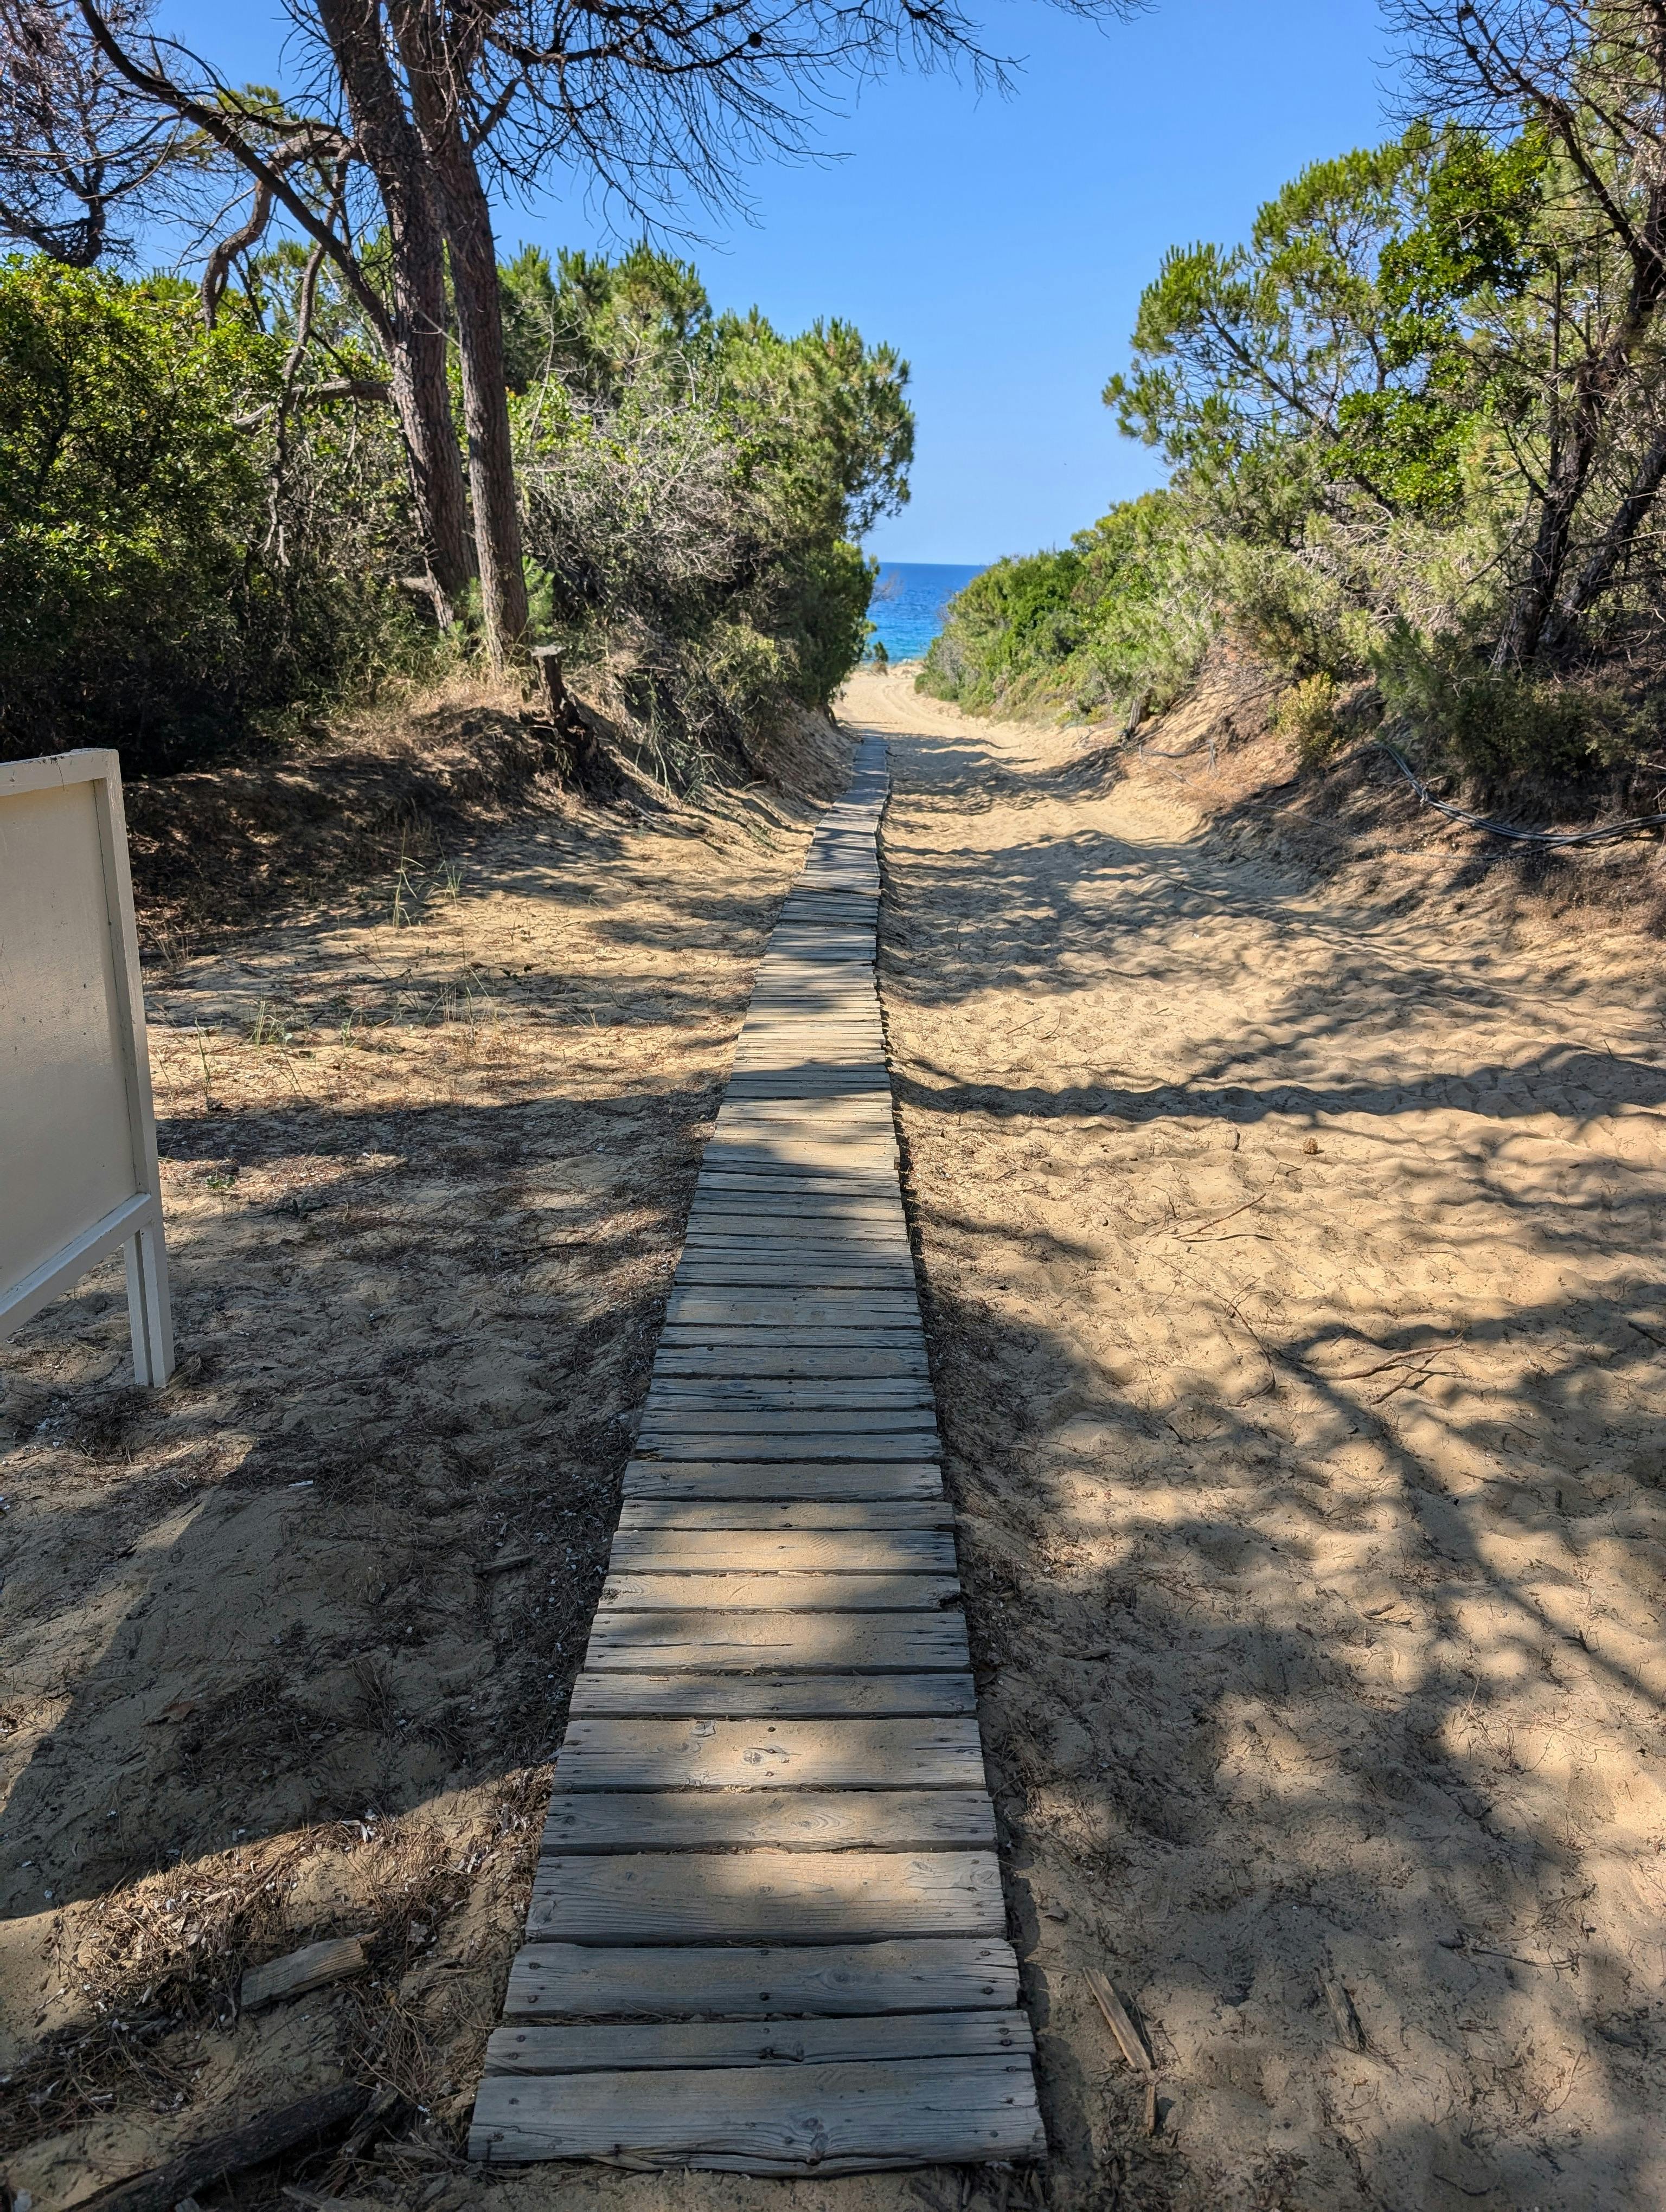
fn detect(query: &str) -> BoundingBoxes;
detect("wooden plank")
[617,1499,951,1530]
[637,1436,943,1463]
[585,1609,969,1673]
[664,1289,918,1311]
[661,1314,924,1334]
[469,2054,1043,2170]
[664,1295,920,1326]
[693,1170,901,1193]
[646,1370,930,1392]
[598,1570,959,1610]
[685,1204,907,1227]
[637,1407,938,1437]
[639,1388,935,1417]
[483,2010,1029,2076]
[621,1461,944,1501]
[568,1671,975,1718]
[552,1716,985,1790]
[653,1348,928,1379]
[608,1530,953,1573]
[683,1224,910,1248]
[540,1788,994,1854]
[527,1849,1005,1942]
[694,1162,901,1189]
[677,1221,902,1238]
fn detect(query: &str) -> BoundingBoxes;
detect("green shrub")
[1372,625,1614,781]
[919,491,1214,723]
[1272,672,1342,761]
[0,258,428,774]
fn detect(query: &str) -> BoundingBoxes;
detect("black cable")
[1376,742,1666,847]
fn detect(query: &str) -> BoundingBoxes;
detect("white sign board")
[1,749,174,1384]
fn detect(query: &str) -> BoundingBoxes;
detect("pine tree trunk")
[390,0,528,667]
[434,146,529,665]
[313,0,472,609]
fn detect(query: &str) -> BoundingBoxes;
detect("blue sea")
[866,561,985,663]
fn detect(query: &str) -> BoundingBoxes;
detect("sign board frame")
[1,748,174,1384]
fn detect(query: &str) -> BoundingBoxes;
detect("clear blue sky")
[156,0,1395,562]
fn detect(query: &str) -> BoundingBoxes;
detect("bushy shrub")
[1373,624,1639,782]
[0,258,434,773]
[919,491,1213,723]
[1271,672,1342,761]
[509,246,907,784]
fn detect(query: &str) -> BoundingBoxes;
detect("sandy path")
[845,667,1666,2212]
[7,669,1665,2212]
[0,770,865,2205]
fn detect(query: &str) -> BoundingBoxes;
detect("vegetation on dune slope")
[925,4,1666,808]
[0,237,909,783]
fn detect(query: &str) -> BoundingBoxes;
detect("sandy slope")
[5,665,1665,2212]
[846,665,1666,2212]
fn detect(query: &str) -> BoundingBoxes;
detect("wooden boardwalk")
[469,739,1042,2175]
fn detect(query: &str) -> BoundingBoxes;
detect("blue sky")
[156,0,1395,561]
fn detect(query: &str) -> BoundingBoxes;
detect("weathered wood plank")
[607,1531,953,1573]
[598,1570,959,1611]
[502,1936,1020,2022]
[682,1226,911,1251]
[637,1407,938,1437]
[617,1499,951,1530]
[527,1848,1005,1942]
[469,2054,1043,2170]
[652,1348,928,1379]
[659,1317,924,1338]
[643,1378,932,1401]
[664,1294,920,1326]
[552,1716,985,1790]
[621,1461,944,1501]
[637,1435,943,1463]
[684,1210,907,1234]
[540,1787,994,1854]
[568,1670,975,1717]
[693,1174,902,1197]
[585,1609,969,1673]
[483,2009,1029,2076]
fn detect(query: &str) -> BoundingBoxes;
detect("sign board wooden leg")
[124,1221,174,1386]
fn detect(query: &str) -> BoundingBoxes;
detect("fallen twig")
[1170,1193,1265,1240]
[1085,1967,1154,2072]
[80,2084,370,2212]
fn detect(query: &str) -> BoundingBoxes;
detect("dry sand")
[851,665,1666,2212]
[0,749,881,2210]
[4,664,1666,2212]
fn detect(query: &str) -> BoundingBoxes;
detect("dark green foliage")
[920,491,1212,722]
[0,256,430,773]
[967,97,1666,790]
[1374,623,1632,782]
[513,244,910,772]
[1,237,904,783]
